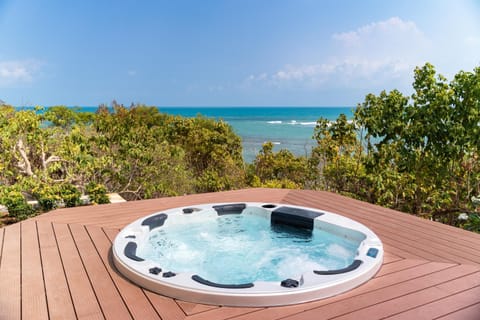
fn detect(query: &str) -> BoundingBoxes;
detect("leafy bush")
[32,184,62,211]
[462,213,480,233]
[86,182,110,204]
[59,183,81,207]
[0,188,35,221]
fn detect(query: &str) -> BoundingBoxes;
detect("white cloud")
[0,60,41,86]
[332,17,423,47]
[247,17,429,91]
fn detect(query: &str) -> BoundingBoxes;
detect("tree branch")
[16,138,34,176]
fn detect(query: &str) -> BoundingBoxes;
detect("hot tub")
[112,203,383,306]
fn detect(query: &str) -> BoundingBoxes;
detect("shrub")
[86,182,110,204]
[59,183,81,207]
[0,189,35,221]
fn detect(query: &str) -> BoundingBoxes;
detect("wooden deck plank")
[68,223,132,320]
[277,264,479,320]
[102,226,193,319]
[36,221,76,320]
[0,223,21,320]
[144,291,187,320]
[284,191,480,264]
[86,225,161,319]
[381,252,403,264]
[414,277,480,317]
[285,190,480,243]
[380,242,426,261]
[0,226,4,260]
[2,188,480,320]
[435,303,480,320]
[20,221,48,320]
[286,190,480,249]
[184,306,262,320]
[387,286,480,319]
[332,271,480,320]
[293,190,480,247]
[176,300,219,316]
[375,259,428,277]
[53,223,104,319]
[228,261,455,320]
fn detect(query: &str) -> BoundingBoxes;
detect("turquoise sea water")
[17,106,353,162]
[157,107,353,162]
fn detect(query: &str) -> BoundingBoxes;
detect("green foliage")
[86,182,110,204]
[165,115,245,192]
[0,187,35,221]
[311,114,367,196]
[92,103,196,199]
[308,63,480,232]
[2,65,480,236]
[248,142,309,189]
[59,183,81,207]
[462,213,480,232]
[44,106,93,129]
[32,183,62,211]
[0,102,248,216]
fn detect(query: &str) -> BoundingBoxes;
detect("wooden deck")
[1,188,480,319]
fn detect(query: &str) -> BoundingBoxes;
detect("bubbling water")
[139,213,359,284]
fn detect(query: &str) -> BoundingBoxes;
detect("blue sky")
[1,0,479,107]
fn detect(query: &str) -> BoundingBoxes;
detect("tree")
[248,142,310,189]
[165,115,246,192]
[311,114,366,197]
[353,63,480,226]
[92,103,194,199]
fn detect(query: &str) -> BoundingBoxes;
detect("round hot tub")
[112,203,383,307]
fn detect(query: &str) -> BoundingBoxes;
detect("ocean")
[156,107,353,162]
[18,106,354,162]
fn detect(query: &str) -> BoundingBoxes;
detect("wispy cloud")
[246,17,429,90]
[0,60,41,86]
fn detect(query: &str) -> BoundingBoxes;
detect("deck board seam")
[267,263,463,320]
[374,260,430,278]
[52,222,78,320]
[383,282,480,319]
[432,301,480,320]
[142,290,173,320]
[67,223,107,319]
[181,305,231,318]
[303,266,480,320]
[219,308,267,320]
[284,193,480,257]
[0,227,4,271]
[378,235,457,262]
[284,190,478,238]
[85,225,135,319]
[35,221,51,320]
[283,197,477,263]
[19,222,23,320]
[382,258,403,265]
[5,189,480,319]
[99,226,165,319]
[173,297,190,317]
[102,226,171,319]
[286,191,480,246]
[231,263,460,320]
[377,232,473,265]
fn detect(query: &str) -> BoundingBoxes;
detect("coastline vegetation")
[1,63,479,233]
